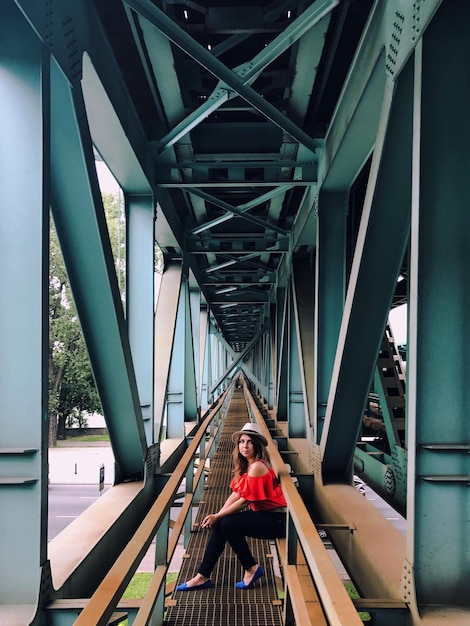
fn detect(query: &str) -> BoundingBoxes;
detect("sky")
[389,304,407,344]
[96,160,120,195]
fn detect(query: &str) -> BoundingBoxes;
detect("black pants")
[198,510,286,577]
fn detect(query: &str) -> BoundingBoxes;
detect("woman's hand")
[200,513,219,529]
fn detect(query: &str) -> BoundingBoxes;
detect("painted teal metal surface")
[153,261,183,444]
[0,2,48,605]
[127,194,155,444]
[287,279,307,438]
[166,275,198,437]
[407,2,470,605]
[315,192,346,442]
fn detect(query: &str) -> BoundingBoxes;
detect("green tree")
[48,192,123,446]
[48,221,101,445]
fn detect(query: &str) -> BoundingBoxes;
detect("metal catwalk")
[166,388,283,626]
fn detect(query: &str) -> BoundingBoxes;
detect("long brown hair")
[232,434,270,480]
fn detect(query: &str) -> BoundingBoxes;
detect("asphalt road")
[364,485,406,536]
[48,483,110,541]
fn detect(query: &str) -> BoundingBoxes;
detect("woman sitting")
[177,422,287,591]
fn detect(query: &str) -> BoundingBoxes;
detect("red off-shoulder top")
[230,463,287,512]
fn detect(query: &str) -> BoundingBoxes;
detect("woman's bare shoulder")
[247,460,269,477]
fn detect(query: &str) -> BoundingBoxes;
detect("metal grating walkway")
[165,389,283,626]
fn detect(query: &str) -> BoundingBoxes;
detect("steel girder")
[127,194,155,444]
[0,4,49,613]
[405,2,470,611]
[315,191,347,443]
[153,261,183,443]
[165,269,198,438]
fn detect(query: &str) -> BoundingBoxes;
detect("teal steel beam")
[186,187,288,236]
[319,3,387,192]
[406,4,470,609]
[320,61,413,481]
[154,0,336,155]
[320,0,442,193]
[81,54,153,194]
[50,61,147,481]
[293,259,316,438]
[160,180,313,189]
[154,262,183,445]
[167,160,315,170]
[315,192,346,442]
[164,279,187,438]
[276,285,289,422]
[188,184,293,236]
[166,275,198,438]
[201,325,214,409]
[268,311,277,410]
[155,87,231,156]
[0,3,48,609]
[197,304,209,411]
[190,289,202,412]
[126,194,155,445]
[287,279,307,438]
[124,0,320,153]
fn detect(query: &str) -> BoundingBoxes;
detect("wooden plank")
[284,564,327,626]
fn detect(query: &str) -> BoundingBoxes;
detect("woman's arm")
[200,491,247,528]
[219,491,241,512]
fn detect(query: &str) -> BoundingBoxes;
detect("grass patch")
[60,434,110,443]
[122,573,153,599]
[122,572,178,599]
[344,582,371,622]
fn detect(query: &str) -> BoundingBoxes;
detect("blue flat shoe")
[176,579,213,591]
[236,566,264,589]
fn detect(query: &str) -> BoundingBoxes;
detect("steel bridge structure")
[0,0,468,624]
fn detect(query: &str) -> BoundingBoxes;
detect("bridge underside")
[0,0,468,624]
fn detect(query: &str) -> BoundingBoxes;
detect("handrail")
[74,386,232,626]
[244,386,363,626]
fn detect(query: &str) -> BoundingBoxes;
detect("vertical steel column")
[198,305,208,412]
[268,307,277,410]
[276,286,289,421]
[315,192,346,442]
[166,276,197,438]
[406,3,470,609]
[154,261,182,446]
[190,288,201,414]
[0,3,48,607]
[184,283,198,419]
[288,280,307,438]
[202,324,215,409]
[127,194,155,444]
[293,259,316,438]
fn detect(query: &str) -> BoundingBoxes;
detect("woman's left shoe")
[235,566,264,589]
[176,579,213,591]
